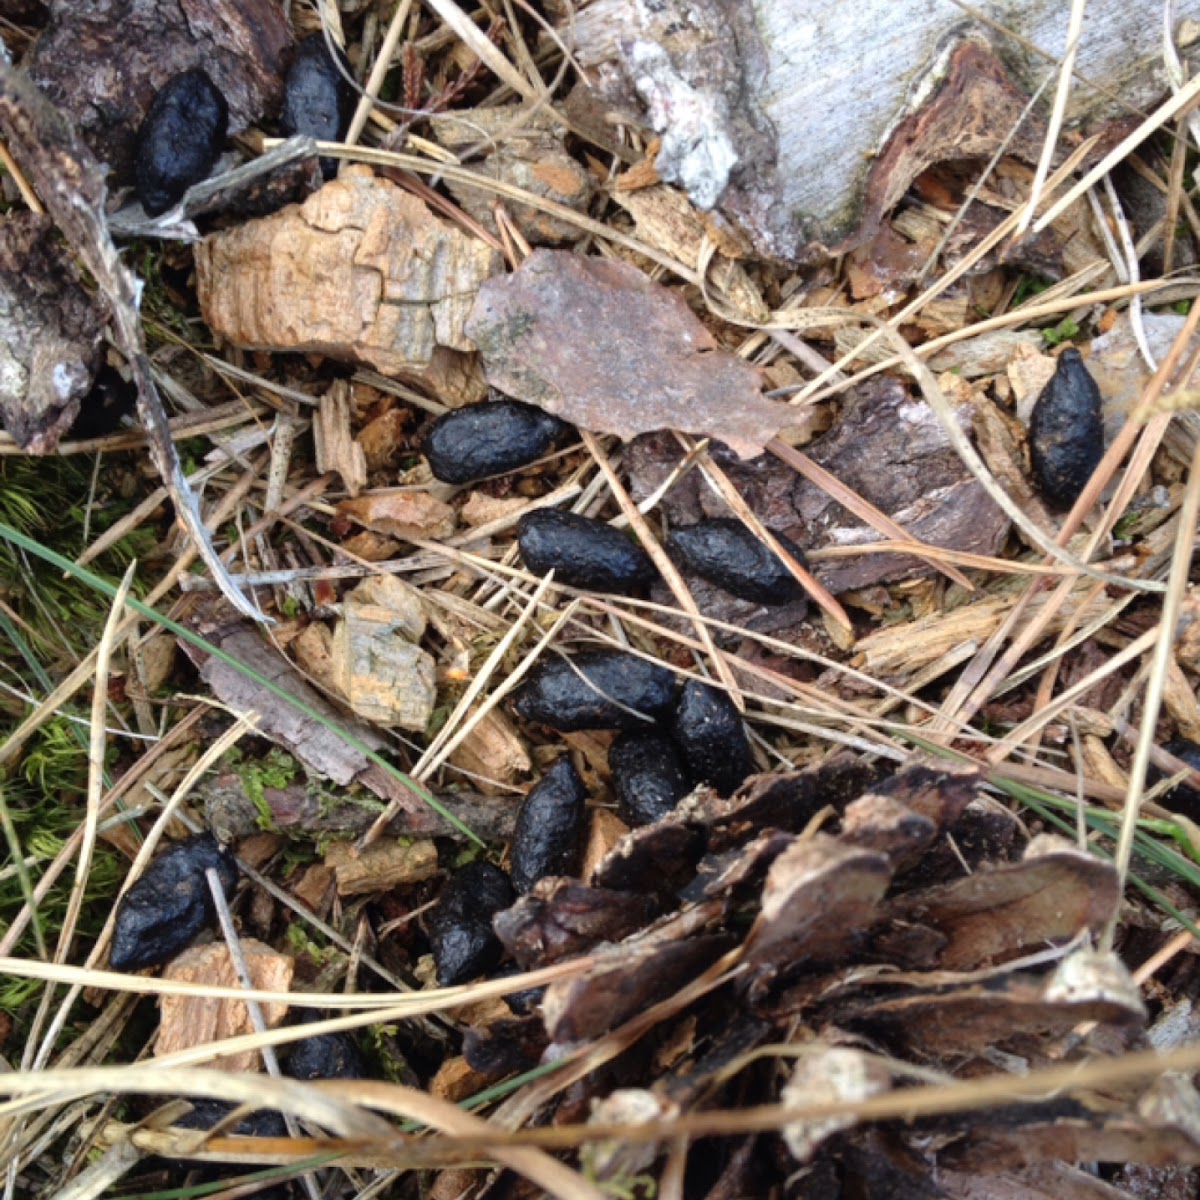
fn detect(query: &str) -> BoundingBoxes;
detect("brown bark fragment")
[156,940,293,1072]
[196,167,500,380]
[0,212,106,452]
[466,249,791,459]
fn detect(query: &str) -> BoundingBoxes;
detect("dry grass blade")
[345,0,416,146]
[1103,435,1200,950]
[322,1080,609,1200]
[422,0,542,103]
[57,563,135,966]
[1016,0,1086,234]
[1033,69,1200,232]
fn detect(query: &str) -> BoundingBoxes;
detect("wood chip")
[155,940,293,1072]
[338,489,457,541]
[314,381,367,497]
[325,836,438,895]
[448,706,531,795]
[196,166,500,379]
[331,575,437,730]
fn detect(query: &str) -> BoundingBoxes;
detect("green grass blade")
[0,520,483,846]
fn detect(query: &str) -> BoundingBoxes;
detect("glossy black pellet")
[176,1100,288,1139]
[280,34,352,179]
[666,519,807,606]
[1156,738,1200,822]
[109,833,238,972]
[671,680,754,796]
[427,861,514,986]
[135,68,228,217]
[1029,348,1105,509]
[286,1028,365,1081]
[510,757,588,893]
[512,650,677,732]
[517,509,656,595]
[424,399,569,485]
[609,730,690,826]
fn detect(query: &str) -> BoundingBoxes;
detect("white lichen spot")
[628,40,737,211]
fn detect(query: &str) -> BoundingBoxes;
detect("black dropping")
[135,69,229,217]
[281,34,353,179]
[510,757,588,893]
[1029,348,1105,509]
[424,399,569,485]
[109,833,238,972]
[517,509,657,596]
[493,962,544,1015]
[286,1028,365,1081]
[671,680,754,796]
[1156,739,1200,823]
[666,519,807,606]
[609,731,690,826]
[427,861,514,986]
[175,1100,288,1139]
[68,364,136,440]
[512,650,677,732]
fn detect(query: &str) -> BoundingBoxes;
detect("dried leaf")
[465,249,791,459]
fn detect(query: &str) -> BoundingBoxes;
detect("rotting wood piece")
[196,165,500,382]
[568,0,1200,261]
[0,211,107,452]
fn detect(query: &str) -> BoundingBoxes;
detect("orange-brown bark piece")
[155,940,293,1072]
[196,166,500,379]
[325,836,438,895]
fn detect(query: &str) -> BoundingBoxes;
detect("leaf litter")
[2,3,1200,1198]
